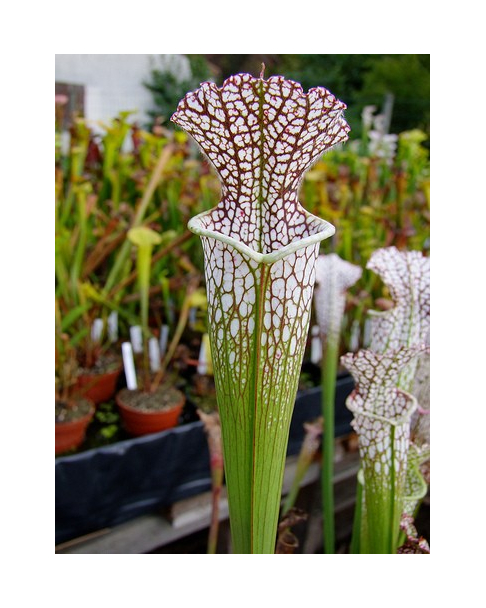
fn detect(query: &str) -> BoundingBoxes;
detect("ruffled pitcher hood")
[172,73,350,264]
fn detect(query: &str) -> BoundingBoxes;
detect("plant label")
[121,342,138,390]
[197,333,211,375]
[159,324,169,357]
[130,325,143,353]
[108,311,118,342]
[149,337,161,372]
[91,318,104,343]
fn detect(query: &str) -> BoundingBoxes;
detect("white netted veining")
[341,346,427,517]
[314,253,362,342]
[367,247,430,354]
[172,73,349,256]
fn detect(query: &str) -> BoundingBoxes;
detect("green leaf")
[60,303,92,332]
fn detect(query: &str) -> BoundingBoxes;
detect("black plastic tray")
[55,375,354,544]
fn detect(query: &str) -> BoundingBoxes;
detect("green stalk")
[321,335,339,553]
[137,244,152,391]
[60,149,84,225]
[60,117,90,225]
[388,426,398,552]
[69,184,90,304]
[127,227,162,391]
[314,253,362,553]
[281,418,322,516]
[349,477,363,554]
[360,425,400,553]
[108,229,190,300]
[55,240,71,303]
[109,168,121,208]
[103,144,173,294]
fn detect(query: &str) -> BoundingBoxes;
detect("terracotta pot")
[75,364,122,404]
[116,387,185,436]
[55,401,95,455]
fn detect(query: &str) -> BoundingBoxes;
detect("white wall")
[55,54,191,127]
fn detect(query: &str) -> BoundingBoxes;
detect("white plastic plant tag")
[148,337,161,372]
[197,340,207,375]
[197,335,208,375]
[108,311,118,342]
[310,325,322,365]
[159,324,169,357]
[130,325,143,353]
[91,318,104,343]
[121,342,137,390]
[197,333,213,375]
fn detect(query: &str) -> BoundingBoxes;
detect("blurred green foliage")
[55,109,220,379]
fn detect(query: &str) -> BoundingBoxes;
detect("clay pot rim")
[116,387,185,415]
[76,361,123,379]
[55,399,95,426]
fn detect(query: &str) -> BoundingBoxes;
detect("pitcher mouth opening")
[188,208,335,264]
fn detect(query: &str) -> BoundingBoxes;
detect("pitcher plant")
[342,246,430,553]
[172,70,350,553]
